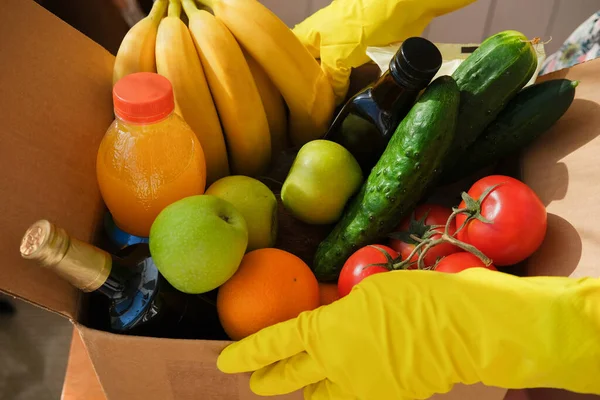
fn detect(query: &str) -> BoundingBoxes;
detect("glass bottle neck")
[97,245,153,299]
[96,263,129,299]
[20,220,124,296]
[369,71,418,112]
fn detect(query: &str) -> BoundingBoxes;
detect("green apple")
[149,195,248,294]
[205,175,277,252]
[281,140,363,225]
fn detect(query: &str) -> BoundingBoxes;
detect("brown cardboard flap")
[0,0,114,318]
[430,384,507,400]
[80,322,508,400]
[64,327,107,400]
[78,326,303,400]
[523,59,600,278]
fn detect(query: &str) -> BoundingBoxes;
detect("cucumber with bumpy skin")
[449,30,538,157]
[442,79,579,184]
[313,76,459,282]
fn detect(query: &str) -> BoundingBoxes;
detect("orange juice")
[97,72,206,237]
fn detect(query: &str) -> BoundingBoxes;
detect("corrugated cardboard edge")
[78,318,509,400]
[78,324,304,400]
[78,325,509,400]
[62,326,109,400]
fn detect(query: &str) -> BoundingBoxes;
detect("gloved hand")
[217,268,600,399]
[292,0,477,103]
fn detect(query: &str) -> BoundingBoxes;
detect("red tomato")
[389,204,459,268]
[434,252,497,273]
[318,283,340,306]
[338,245,398,298]
[455,175,547,266]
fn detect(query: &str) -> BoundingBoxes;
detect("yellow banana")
[113,0,167,85]
[183,0,271,176]
[244,51,289,156]
[197,0,336,147]
[156,0,229,184]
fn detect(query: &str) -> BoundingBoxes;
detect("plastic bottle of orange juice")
[97,72,206,237]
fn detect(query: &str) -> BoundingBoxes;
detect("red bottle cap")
[113,72,175,123]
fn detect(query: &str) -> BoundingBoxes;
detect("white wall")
[262,0,600,55]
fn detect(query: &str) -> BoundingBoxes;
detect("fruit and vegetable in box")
[20,0,579,342]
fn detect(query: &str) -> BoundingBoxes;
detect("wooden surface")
[61,328,107,400]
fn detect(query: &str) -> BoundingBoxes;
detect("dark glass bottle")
[325,37,442,173]
[19,219,226,340]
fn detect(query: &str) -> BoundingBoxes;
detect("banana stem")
[195,0,216,10]
[168,0,182,18]
[182,0,198,17]
[149,0,168,21]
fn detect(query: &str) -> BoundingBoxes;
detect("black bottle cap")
[389,37,443,90]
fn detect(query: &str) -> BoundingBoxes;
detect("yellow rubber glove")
[292,0,477,104]
[218,268,600,399]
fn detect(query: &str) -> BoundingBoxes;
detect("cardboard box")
[1,1,599,399]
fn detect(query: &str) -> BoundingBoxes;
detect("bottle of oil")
[325,37,442,173]
[19,219,225,339]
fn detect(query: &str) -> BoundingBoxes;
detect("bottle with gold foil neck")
[20,220,226,339]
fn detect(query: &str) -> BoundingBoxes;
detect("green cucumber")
[313,76,459,281]
[442,79,578,184]
[449,30,539,157]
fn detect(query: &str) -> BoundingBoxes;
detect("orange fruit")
[217,248,319,340]
[318,282,340,306]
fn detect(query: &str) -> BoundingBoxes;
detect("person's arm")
[218,269,600,400]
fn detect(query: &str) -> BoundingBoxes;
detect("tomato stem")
[362,263,388,271]
[366,245,400,270]
[393,203,497,270]
[415,234,492,269]
[393,185,504,270]
[444,207,468,236]
[443,234,492,265]
[392,240,429,270]
[416,240,438,269]
[409,234,423,243]
[453,212,470,236]
[429,224,445,229]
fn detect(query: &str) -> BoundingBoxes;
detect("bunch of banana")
[113,0,167,85]
[182,0,271,177]
[155,0,230,184]
[112,0,334,180]
[196,0,336,147]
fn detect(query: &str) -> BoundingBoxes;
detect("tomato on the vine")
[338,245,398,298]
[455,175,547,266]
[434,252,497,273]
[389,204,459,268]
